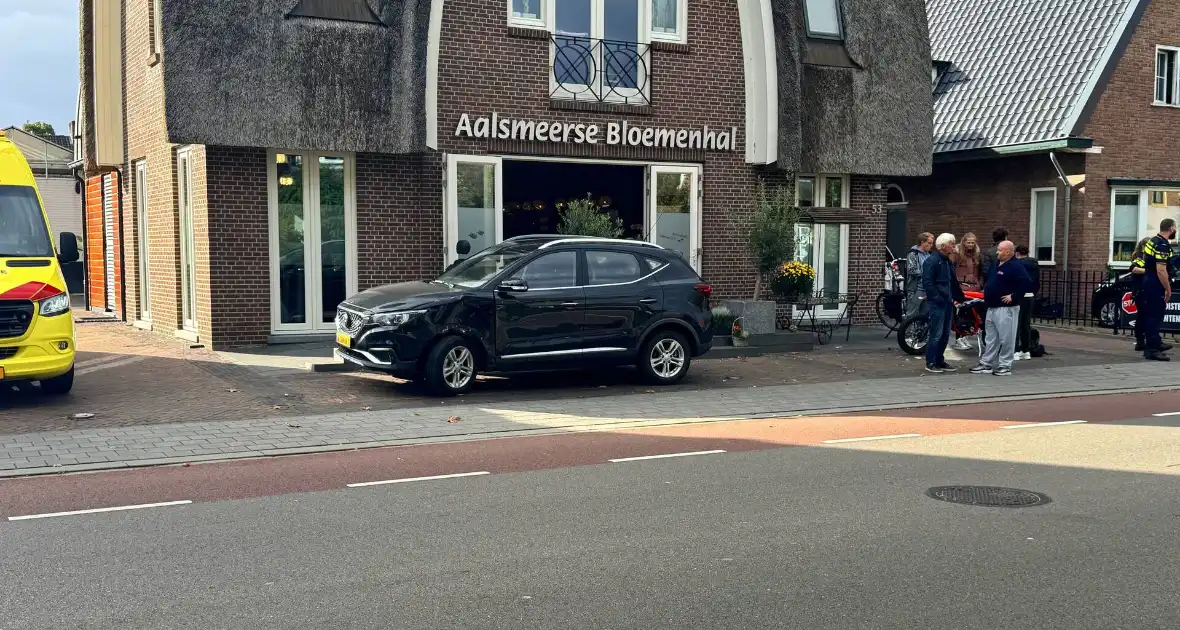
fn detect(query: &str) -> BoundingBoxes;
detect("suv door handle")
[561,302,579,308]
[639,298,657,304]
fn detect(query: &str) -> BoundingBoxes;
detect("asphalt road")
[3,394,1180,629]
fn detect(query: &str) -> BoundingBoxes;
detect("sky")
[0,0,79,136]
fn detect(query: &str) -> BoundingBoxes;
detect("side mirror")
[58,232,79,263]
[497,279,528,293]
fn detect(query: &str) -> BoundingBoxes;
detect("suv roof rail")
[537,237,665,250]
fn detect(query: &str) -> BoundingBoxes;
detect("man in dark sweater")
[921,233,966,373]
[971,241,1030,376]
[1014,245,1040,360]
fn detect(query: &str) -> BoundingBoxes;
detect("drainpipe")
[76,171,90,312]
[1049,152,1071,273]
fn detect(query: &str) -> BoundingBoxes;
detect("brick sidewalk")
[1,360,1176,477]
[0,322,1142,436]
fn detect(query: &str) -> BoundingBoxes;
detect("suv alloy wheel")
[424,335,478,396]
[639,330,691,385]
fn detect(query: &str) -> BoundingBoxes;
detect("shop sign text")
[454,113,738,152]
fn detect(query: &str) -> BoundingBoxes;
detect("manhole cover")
[926,486,1051,508]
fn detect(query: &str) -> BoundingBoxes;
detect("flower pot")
[772,276,814,301]
[732,336,749,348]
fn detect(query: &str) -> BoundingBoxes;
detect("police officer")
[1139,218,1176,361]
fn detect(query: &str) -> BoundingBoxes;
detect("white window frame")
[133,159,150,322]
[508,0,687,44]
[803,0,844,40]
[648,164,703,273]
[176,147,197,333]
[444,154,504,267]
[1154,46,1180,107]
[151,0,163,56]
[267,150,359,335]
[1029,187,1057,266]
[548,1,651,105]
[794,174,850,317]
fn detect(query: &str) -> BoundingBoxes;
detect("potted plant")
[710,305,737,342]
[731,317,750,347]
[557,194,624,238]
[771,260,816,301]
[723,182,807,333]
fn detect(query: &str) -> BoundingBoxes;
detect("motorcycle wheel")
[897,315,929,355]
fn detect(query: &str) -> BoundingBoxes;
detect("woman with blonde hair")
[950,232,982,350]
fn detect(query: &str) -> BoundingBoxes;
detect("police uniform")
[1139,234,1172,357]
[1130,250,1146,347]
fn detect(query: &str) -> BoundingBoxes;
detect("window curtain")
[652,0,676,32]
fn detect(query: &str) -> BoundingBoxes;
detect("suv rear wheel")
[638,330,691,385]
[423,335,477,396]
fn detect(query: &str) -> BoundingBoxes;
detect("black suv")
[334,236,714,396]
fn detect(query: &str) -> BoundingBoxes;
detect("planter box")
[722,299,776,335]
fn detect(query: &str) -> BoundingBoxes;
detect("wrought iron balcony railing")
[550,34,651,107]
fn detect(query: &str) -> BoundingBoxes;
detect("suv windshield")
[0,185,53,257]
[436,243,539,288]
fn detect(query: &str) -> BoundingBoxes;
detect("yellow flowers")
[776,260,815,280]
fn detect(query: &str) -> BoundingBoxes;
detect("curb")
[3,383,1177,479]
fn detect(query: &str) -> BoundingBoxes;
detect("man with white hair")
[921,233,965,373]
[971,240,1031,376]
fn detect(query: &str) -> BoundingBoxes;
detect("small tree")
[21,121,55,137]
[557,194,624,238]
[733,182,807,298]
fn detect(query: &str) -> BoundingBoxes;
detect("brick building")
[77,0,932,349]
[904,0,1180,320]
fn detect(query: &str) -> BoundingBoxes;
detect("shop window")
[1030,188,1056,264]
[1156,46,1179,106]
[804,0,843,40]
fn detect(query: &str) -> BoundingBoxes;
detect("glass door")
[445,155,502,267]
[177,149,197,332]
[794,224,849,317]
[269,152,356,334]
[648,165,701,272]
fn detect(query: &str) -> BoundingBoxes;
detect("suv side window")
[586,250,643,286]
[648,255,697,280]
[510,251,578,290]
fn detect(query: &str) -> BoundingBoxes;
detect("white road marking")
[1152,412,1180,417]
[821,433,922,444]
[76,355,147,376]
[1001,420,1088,429]
[347,471,491,488]
[8,500,193,522]
[75,355,127,369]
[608,450,726,463]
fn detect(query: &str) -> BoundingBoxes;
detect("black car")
[1091,255,1180,327]
[334,235,714,396]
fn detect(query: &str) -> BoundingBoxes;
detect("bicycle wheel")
[876,291,903,331]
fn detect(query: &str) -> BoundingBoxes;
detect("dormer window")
[804,0,843,40]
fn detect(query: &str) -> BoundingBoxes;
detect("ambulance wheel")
[40,367,75,396]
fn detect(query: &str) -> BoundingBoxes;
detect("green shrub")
[557,194,624,239]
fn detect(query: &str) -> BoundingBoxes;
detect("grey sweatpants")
[979,306,1019,370]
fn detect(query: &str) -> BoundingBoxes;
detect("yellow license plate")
[336,332,351,348]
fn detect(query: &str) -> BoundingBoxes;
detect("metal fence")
[1032,268,1119,330]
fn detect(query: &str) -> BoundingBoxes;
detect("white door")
[648,165,701,272]
[445,154,502,267]
[269,152,358,334]
[177,150,198,331]
[795,223,849,317]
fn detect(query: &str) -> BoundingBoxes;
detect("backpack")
[1029,328,1047,357]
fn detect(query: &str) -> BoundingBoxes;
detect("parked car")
[334,235,714,395]
[1091,255,1180,327]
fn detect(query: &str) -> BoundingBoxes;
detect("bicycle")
[876,248,907,336]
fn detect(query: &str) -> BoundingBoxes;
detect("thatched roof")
[161,0,429,153]
[770,0,933,177]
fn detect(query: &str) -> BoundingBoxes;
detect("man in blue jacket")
[922,233,965,372]
[971,241,1030,376]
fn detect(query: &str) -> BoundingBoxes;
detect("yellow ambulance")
[0,129,80,395]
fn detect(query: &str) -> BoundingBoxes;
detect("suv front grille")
[0,300,34,339]
[336,306,366,337]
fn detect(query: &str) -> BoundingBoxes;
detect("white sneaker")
[1021,352,1032,360]
[1013,353,1024,361]
[952,339,972,351]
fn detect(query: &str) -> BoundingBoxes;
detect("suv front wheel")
[638,330,691,386]
[423,335,478,396]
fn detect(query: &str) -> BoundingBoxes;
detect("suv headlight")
[39,293,70,317]
[370,310,425,327]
